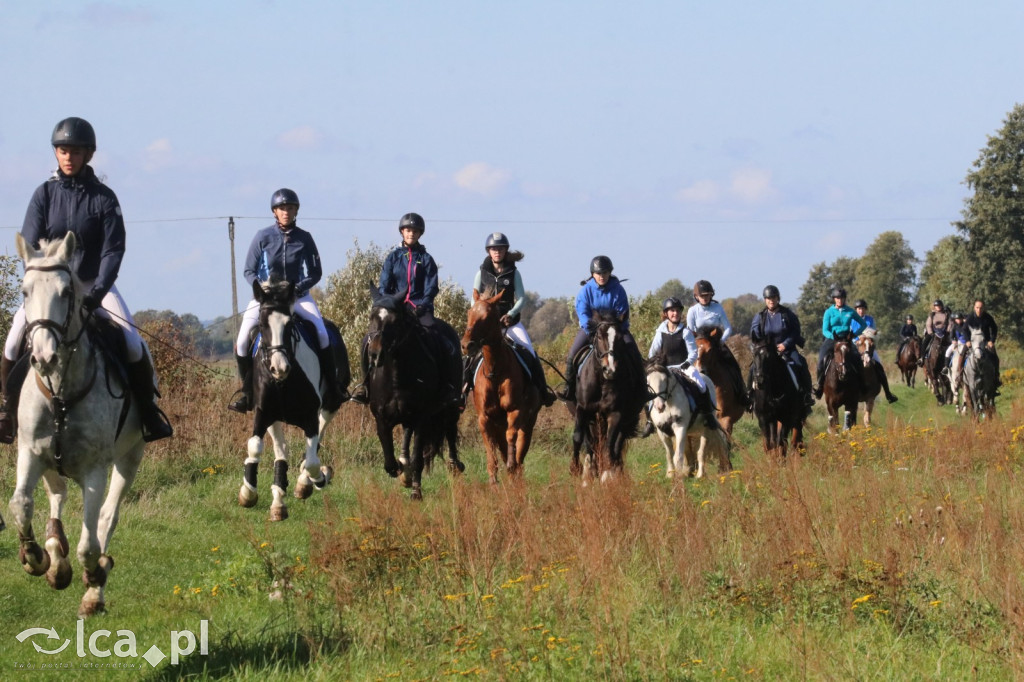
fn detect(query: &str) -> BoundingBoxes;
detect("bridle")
[366,306,416,370]
[23,262,86,349]
[258,302,298,381]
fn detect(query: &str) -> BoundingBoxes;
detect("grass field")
[0,351,1022,680]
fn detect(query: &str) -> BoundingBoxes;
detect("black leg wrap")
[274,459,288,491]
[244,461,259,489]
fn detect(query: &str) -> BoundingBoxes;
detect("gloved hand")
[680,360,691,370]
[82,294,101,312]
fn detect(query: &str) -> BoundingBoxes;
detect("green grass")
[0,350,1021,680]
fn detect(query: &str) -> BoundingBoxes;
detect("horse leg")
[826,404,838,435]
[42,469,72,590]
[239,434,263,508]
[268,423,289,522]
[601,413,622,482]
[398,427,414,488]
[715,427,732,472]
[409,428,425,501]
[295,427,332,500]
[9,449,49,577]
[570,414,586,478]
[444,412,464,475]
[672,423,690,478]
[378,421,399,478]
[505,411,527,477]
[77,467,110,617]
[863,399,874,428]
[512,416,534,476]
[658,426,676,478]
[480,412,503,484]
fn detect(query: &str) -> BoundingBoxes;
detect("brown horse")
[823,337,865,433]
[461,290,540,484]
[896,335,921,387]
[853,334,882,428]
[923,333,952,405]
[693,325,746,435]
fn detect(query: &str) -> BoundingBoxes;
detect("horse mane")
[30,238,83,290]
[586,309,622,332]
[695,324,723,341]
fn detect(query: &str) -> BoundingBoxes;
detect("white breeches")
[675,364,707,392]
[503,321,535,355]
[5,283,143,363]
[235,293,329,356]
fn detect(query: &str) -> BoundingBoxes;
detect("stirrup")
[142,406,174,443]
[227,390,252,413]
[349,384,369,405]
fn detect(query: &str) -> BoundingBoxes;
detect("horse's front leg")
[504,410,524,477]
[863,399,875,428]
[295,427,332,500]
[444,410,464,474]
[239,430,265,508]
[376,419,400,478]
[267,423,289,522]
[78,467,110,617]
[570,413,587,478]
[671,423,689,478]
[479,412,502,485]
[398,427,414,488]
[409,427,425,501]
[601,412,623,482]
[9,447,49,578]
[41,468,72,589]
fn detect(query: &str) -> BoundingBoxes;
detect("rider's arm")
[295,232,322,297]
[419,253,439,307]
[243,230,266,287]
[507,270,526,317]
[781,310,801,351]
[88,189,127,302]
[716,302,733,342]
[575,286,592,330]
[20,183,49,248]
[821,308,834,339]
[472,270,483,296]
[648,326,663,358]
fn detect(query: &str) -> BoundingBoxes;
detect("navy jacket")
[22,166,125,301]
[244,224,322,296]
[751,305,805,351]
[380,242,439,313]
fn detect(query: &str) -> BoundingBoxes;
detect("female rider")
[683,279,750,409]
[0,117,172,443]
[464,232,555,406]
[849,299,898,403]
[813,286,869,399]
[228,188,343,413]
[749,284,814,412]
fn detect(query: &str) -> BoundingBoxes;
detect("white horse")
[645,364,731,479]
[8,232,146,617]
[962,326,998,420]
[237,279,338,521]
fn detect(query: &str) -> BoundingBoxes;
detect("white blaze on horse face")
[24,270,72,373]
[603,326,618,377]
[266,308,292,380]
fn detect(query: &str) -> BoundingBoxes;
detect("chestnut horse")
[461,290,540,484]
[853,333,882,428]
[693,325,746,435]
[896,335,921,387]
[822,337,864,433]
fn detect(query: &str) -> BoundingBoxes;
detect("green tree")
[797,256,859,348]
[0,254,20,342]
[917,235,971,317]
[953,102,1024,344]
[528,297,572,345]
[852,231,918,346]
[651,278,689,305]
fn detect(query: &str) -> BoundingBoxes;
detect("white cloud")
[674,179,720,203]
[141,138,173,172]
[453,162,511,197]
[277,125,322,150]
[730,167,777,203]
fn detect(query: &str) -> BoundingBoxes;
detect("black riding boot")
[874,361,898,403]
[813,362,825,399]
[128,356,174,442]
[318,346,345,410]
[228,354,253,413]
[797,363,815,410]
[528,352,556,407]
[461,353,478,404]
[349,340,371,405]
[556,362,577,403]
[0,356,15,444]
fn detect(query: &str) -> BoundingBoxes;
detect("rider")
[350,213,460,405]
[463,232,555,406]
[556,255,645,403]
[813,286,867,399]
[849,299,899,404]
[228,188,343,413]
[749,284,814,412]
[683,279,750,410]
[945,311,969,391]
[639,296,692,436]
[897,314,918,359]
[921,299,951,366]
[965,298,1001,393]
[0,117,172,443]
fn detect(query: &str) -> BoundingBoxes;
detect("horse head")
[366,282,415,369]
[254,278,297,382]
[856,329,876,368]
[969,325,986,360]
[462,289,503,356]
[589,310,624,380]
[694,325,723,366]
[17,232,82,377]
[832,338,856,381]
[644,360,672,412]
[750,338,774,389]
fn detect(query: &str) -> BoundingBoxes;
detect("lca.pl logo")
[15,619,209,668]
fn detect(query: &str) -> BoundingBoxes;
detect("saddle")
[669,367,717,426]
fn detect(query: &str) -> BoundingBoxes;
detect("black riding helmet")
[485,232,509,249]
[854,299,867,309]
[662,296,683,311]
[51,117,96,150]
[762,284,780,300]
[932,299,944,308]
[271,188,300,209]
[399,212,426,234]
[590,255,613,274]
[830,286,847,299]
[693,280,715,301]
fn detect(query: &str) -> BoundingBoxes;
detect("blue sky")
[1,1,1022,321]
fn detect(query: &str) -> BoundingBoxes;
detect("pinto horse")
[896,335,921,387]
[645,361,730,478]
[749,339,805,456]
[364,285,464,499]
[8,233,147,617]
[569,311,647,483]
[237,279,346,521]
[461,290,540,484]
[923,332,952,405]
[822,336,865,433]
[693,325,746,435]
[853,333,882,428]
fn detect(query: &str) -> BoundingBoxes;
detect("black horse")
[238,279,350,521]
[569,311,648,482]
[364,285,464,499]
[750,338,805,456]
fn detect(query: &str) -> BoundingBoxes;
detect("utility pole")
[228,217,238,338]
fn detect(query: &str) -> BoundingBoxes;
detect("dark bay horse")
[923,332,952,405]
[749,339,805,456]
[461,290,540,484]
[823,337,865,433]
[570,311,647,483]
[364,285,464,499]
[896,335,921,387]
[237,279,347,521]
[693,325,746,435]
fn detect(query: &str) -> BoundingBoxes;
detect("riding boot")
[128,356,174,442]
[0,356,15,444]
[349,340,371,405]
[797,363,815,410]
[813,364,825,400]
[874,362,898,403]
[556,362,577,403]
[317,346,345,409]
[228,354,253,413]
[461,353,478,404]
[640,404,655,438]
[529,353,556,407]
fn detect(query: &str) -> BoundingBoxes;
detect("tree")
[917,235,971,316]
[953,102,1024,344]
[797,256,859,348]
[528,298,572,345]
[0,254,20,343]
[651,278,689,305]
[853,231,918,346]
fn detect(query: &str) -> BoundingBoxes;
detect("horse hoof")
[398,471,412,488]
[78,600,106,618]
[19,543,49,577]
[447,459,465,474]
[47,559,73,590]
[269,505,288,522]
[315,466,333,489]
[238,485,259,508]
[410,485,423,501]
[384,464,400,479]
[294,481,313,500]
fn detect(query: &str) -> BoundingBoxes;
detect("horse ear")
[487,291,503,306]
[253,279,265,302]
[473,289,481,302]
[15,233,28,262]
[284,280,295,300]
[60,231,77,261]
[711,327,719,338]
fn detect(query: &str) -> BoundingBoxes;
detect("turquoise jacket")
[822,305,866,340]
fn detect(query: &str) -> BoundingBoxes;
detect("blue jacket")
[380,242,439,313]
[22,166,125,301]
[822,305,866,340]
[850,313,875,338]
[575,275,630,331]
[244,223,322,297]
